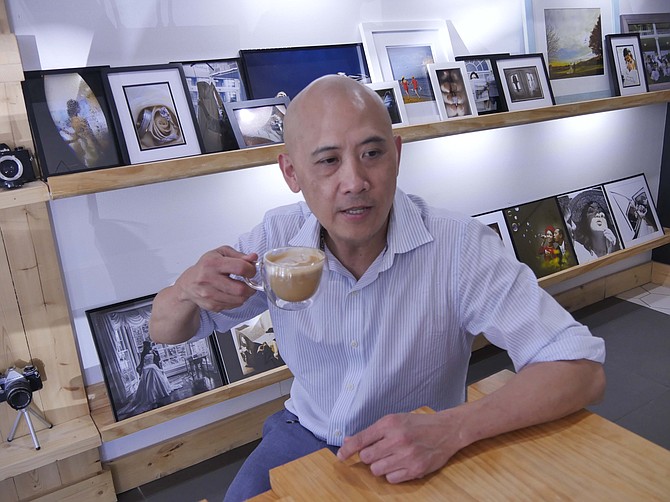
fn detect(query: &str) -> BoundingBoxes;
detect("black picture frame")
[223,96,290,149]
[620,12,670,92]
[455,53,509,115]
[102,63,204,165]
[239,43,370,100]
[212,311,285,383]
[86,294,226,422]
[21,66,125,178]
[174,58,248,154]
[605,33,649,97]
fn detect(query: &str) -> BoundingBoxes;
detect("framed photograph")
[86,294,226,422]
[603,174,664,248]
[495,54,555,111]
[473,210,517,259]
[503,196,578,279]
[103,64,203,164]
[605,33,648,96]
[359,20,454,124]
[556,185,622,264]
[176,58,248,153]
[455,54,509,114]
[213,311,285,383]
[620,13,670,91]
[22,67,124,178]
[524,0,615,101]
[239,43,370,100]
[223,96,289,149]
[426,62,478,120]
[366,80,410,127]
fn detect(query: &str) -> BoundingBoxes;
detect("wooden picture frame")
[455,54,509,114]
[212,311,285,383]
[359,20,454,124]
[176,58,248,154]
[426,61,478,120]
[494,53,555,111]
[603,174,664,248]
[605,33,648,96]
[223,96,289,149]
[103,64,203,164]
[620,13,670,91]
[86,294,226,422]
[524,0,615,101]
[365,80,410,127]
[21,66,125,178]
[473,210,517,259]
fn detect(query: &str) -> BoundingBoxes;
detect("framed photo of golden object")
[620,13,670,92]
[103,64,203,164]
[605,33,648,96]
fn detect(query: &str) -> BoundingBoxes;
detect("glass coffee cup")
[243,246,326,310]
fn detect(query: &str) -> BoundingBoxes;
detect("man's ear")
[278,152,301,193]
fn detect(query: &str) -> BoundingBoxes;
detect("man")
[149,75,605,501]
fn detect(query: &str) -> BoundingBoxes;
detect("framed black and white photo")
[503,196,578,279]
[556,185,622,264]
[176,58,248,153]
[525,0,615,101]
[605,33,648,96]
[426,61,478,120]
[359,20,453,124]
[473,210,517,259]
[213,311,285,383]
[103,64,203,164]
[455,54,509,114]
[603,174,664,248]
[620,13,670,91]
[365,80,410,127]
[223,96,289,149]
[86,294,226,422]
[495,54,555,111]
[22,66,124,178]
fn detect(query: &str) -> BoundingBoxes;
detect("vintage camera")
[0,143,36,189]
[0,365,43,410]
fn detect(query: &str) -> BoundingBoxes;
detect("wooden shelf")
[0,180,49,210]
[46,89,670,200]
[0,415,101,481]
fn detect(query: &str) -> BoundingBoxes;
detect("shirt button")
[351,340,359,348]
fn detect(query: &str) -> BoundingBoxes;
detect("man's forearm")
[149,285,201,344]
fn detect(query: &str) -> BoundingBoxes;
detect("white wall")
[7,0,669,459]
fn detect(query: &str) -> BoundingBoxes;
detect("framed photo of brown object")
[426,61,478,120]
[494,53,555,111]
[223,96,289,149]
[103,64,203,164]
[620,13,670,91]
[605,33,649,96]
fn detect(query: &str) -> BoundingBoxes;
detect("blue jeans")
[223,409,339,502]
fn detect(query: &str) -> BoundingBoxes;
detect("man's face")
[279,81,401,254]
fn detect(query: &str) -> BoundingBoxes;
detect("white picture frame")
[524,0,616,102]
[365,81,410,127]
[359,20,454,124]
[426,61,479,121]
[495,54,555,111]
[473,210,517,259]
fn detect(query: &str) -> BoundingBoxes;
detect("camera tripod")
[6,405,53,450]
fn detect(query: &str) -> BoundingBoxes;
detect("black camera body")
[0,365,43,410]
[0,143,36,189]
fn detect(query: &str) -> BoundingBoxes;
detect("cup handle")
[241,260,263,291]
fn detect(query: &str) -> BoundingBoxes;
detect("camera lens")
[0,154,23,182]
[6,378,33,410]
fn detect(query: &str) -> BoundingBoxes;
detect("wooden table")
[249,370,670,501]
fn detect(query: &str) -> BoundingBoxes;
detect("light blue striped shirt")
[196,189,605,446]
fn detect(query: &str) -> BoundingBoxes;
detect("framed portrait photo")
[426,61,478,120]
[359,20,454,124]
[103,64,203,164]
[176,58,248,154]
[524,0,615,101]
[556,185,622,264]
[213,311,285,384]
[605,33,648,96]
[365,80,410,127]
[86,294,226,422]
[22,66,125,178]
[603,174,664,248]
[455,54,509,114]
[223,96,289,149]
[473,210,517,259]
[495,54,555,111]
[620,13,670,92]
[503,196,578,279]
